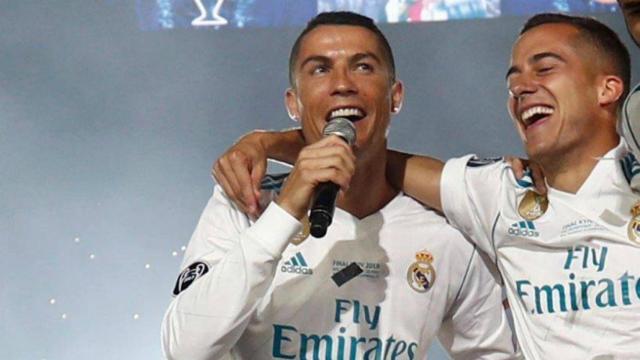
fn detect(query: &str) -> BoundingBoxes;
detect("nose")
[508,73,537,101]
[330,67,357,96]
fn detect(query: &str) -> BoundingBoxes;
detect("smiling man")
[387,14,636,359]
[431,15,636,359]
[386,14,636,359]
[211,12,639,360]
[162,11,517,360]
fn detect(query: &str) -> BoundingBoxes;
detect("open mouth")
[521,105,554,128]
[327,107,366,123]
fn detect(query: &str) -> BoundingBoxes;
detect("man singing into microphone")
[161,11,517,360]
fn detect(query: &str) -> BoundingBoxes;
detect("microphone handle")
[309,181,340,238]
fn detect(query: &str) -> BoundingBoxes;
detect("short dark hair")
[521,13,631,101]
[288,11,396,87]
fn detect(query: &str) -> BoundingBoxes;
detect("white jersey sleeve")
[440,155,516,261]
[161,185,300,360]
[438,248,519,359]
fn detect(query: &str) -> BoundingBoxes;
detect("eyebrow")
[299,51,383,70]
[299,55,330,70]
[351,51,382,65]
[532,51,565,64]
[505,51,566,80]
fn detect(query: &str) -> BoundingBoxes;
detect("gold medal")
[627,201,640,244]
[290,215,310,245]
[406,250,436,293]
[518,190,548,221]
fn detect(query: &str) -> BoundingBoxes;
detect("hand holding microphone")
[309,118,356,237]
[275,118,356,237]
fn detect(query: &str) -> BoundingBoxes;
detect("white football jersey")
[621,83,640,159]
[161,177,518,359]
[441,143,640,360]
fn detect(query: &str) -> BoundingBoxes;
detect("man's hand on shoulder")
[213,131,269,218]
[505,156,547,194]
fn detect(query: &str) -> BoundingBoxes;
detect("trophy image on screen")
[192,0,228,26]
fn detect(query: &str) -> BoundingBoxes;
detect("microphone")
[309,117,356,238]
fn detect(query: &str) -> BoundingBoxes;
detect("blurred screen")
[136,0,619,31]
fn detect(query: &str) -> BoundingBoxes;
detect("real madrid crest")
[407,250,436,293]
[518,190,548,221]
[627,201,640,244]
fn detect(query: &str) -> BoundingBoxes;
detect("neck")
[539,135,619,194]
[336,147,398,219]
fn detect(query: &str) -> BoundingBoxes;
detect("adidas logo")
[281,252,313,275]
[508,221,540,238]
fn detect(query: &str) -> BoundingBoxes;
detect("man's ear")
[285,88,300,122]
[598,75,624,107]
[391,81,404,114]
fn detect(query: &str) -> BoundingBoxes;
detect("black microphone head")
[309,204,333,238]
[310,222,328,238]
[323,117,356,146]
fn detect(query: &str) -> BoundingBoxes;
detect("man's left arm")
[386,149,445,211]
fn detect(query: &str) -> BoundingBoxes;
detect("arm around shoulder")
[255,127,305,165]
[386,149,444,211]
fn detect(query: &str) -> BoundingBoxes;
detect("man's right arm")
[163,135,356,358]
[161,187,302,359]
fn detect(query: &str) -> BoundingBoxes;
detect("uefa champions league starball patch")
[173,262,209,296]
[518,190,548,221]
[628,202,640,245]
[406,250,436,293]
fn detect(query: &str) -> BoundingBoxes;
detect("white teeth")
[330,108,363,119]
[521,106,554,124]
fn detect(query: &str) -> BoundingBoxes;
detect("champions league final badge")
[518,190,548,221]
[173,262,209,296]
[406,250,436,293]
[628,202,640,244]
